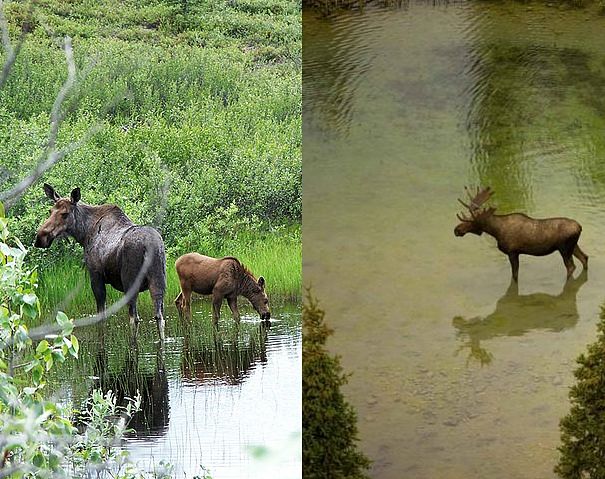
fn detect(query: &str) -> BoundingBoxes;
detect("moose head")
[454,186,496,237]
[250,276,270,320]
[34,183,81,248]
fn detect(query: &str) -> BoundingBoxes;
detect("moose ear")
[70,187,81,204]
[258,276,265,290]
[43,183,60,202]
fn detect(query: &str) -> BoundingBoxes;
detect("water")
[49,298,301,478]
[304,2,605,478]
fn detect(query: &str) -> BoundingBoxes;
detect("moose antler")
[456,212,472,222]
[457,186,495,219]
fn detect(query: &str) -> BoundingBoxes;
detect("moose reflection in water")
[453,271,587,365]
[35,184,167,341]
[89,341,170,435]
[454,187,588,282]
[181,321,270,386]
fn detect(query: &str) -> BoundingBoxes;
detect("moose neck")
[477,214,506,240]
[239,274,259,300]
[70,203,97,246]
[71,203,131,247]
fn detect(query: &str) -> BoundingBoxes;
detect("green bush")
[0,0,301,278]
[302,294,371,479]
[556,308,605,478]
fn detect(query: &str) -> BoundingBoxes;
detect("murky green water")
[47,298,301,478]
[304,2,605,478]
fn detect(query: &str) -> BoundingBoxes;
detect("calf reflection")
[90,343,169,435]
[453,271,587,365]
[181,322,270,385]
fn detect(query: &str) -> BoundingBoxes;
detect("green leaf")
[22,293,37,306]
[36,340,49,354]
[0,202,4,218]
[0,242,12,257]
[32,364,44,385]
[70,334,79,357]
[32,452,45,468]
[56,311,69,327]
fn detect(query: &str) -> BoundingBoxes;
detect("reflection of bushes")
[556,310,605,478]
[302,294,370,478]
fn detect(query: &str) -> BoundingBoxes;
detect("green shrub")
[302,294,371,479]
[556,308,605,478]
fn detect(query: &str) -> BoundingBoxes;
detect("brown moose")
[174,253,270,322]
[35,184,166,340]
[454,186,588,282]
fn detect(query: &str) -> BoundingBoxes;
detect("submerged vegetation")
[303,0,605,17]
[302,294,371,478]
[0,0,301,299]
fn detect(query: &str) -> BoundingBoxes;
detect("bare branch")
[0,56,128,209]
[0,0,11,53]
[0,0,31,90]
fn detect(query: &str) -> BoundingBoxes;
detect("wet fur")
[35,185,166,340]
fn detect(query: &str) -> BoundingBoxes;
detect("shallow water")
[304,2,605,478]
[49,298,301,478]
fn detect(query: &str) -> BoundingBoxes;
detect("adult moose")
[174,253,270,323]
[35,184,166,340]
[454,186,588,282]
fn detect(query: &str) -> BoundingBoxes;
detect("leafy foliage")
[556,309,605,478]
[302,294,371,479]
[0,0,301,274]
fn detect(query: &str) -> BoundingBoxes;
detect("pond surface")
[304,2,605,478]
[47,297,301,479]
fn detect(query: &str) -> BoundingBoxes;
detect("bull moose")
[35,184,166,340]
[174,253,270,323]
[454,186,588,282]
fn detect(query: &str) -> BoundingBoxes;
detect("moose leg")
[573,245,588,270]
[153,295,165,342]
[183,290,192,319]
[178,284,193,320]
[174,292,183,315]
[128,294,141,338]
[560,237,578,280]
[561,253,576,280]
[212,293,223,323]
[227,295,240,322]
[149,283,165,343]
[90,273,107,315]
[508,254,520,282]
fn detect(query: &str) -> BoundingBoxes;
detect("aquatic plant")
[302,293,371,478]
[556,308,605,478]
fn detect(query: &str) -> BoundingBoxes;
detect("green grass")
[37,226,301,317]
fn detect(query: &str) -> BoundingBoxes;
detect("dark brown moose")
[454,186,588,282]
[35,184,167,340]
[174,253,270,322]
